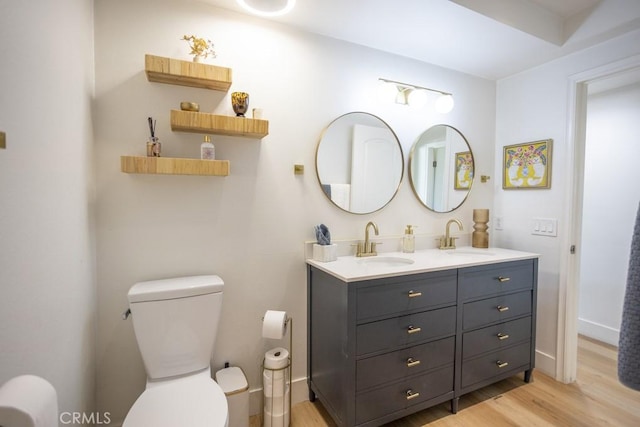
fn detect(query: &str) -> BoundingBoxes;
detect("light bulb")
[435,94,454,113]
[407,89,428,108]
[377,81,399,103]
[236,0,296,17]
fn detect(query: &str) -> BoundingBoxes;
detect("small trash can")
[215,366,249,427]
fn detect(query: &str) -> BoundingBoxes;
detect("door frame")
[557,54,640,383]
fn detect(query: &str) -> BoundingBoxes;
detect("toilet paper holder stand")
[262,316,292,427]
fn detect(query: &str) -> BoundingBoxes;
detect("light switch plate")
[0,131,5,149]
[531,217,558,237]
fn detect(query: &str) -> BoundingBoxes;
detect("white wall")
[94,0,496,423]
[578,78,640,346]
[495,30,640,375]
[0,0,96,420]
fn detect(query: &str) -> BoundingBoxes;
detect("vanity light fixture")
[378,78,455,113]
[236,0,296,17]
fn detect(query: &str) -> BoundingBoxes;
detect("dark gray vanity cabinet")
[307,258,538,427]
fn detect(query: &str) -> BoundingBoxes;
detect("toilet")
[123,275,228,427]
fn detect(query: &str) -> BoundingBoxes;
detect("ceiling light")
[378,78,454,113]
[236,0,296,17]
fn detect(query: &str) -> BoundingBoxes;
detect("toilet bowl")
[123,275,228,427]
[123,370,227,427]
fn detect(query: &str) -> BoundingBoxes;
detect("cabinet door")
[355,366,454,425]
[462,291,531,330]
[356,337,455,391]
[356,272,457,322]
[357,306,456,356]
[462,316,531,359]
[461,342,531,388]
[459,260,533,300]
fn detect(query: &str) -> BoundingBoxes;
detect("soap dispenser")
[402,225,415,253]
[200,135,215,160]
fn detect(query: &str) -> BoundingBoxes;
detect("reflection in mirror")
[315,112,404,214]
[409,125,474,213]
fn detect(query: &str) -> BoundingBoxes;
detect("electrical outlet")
[531,218,558,237]
[495,217,504,230]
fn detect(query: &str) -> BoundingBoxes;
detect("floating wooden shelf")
[121,156,230,176]
[170,110,269,138]
[145,54,232,91]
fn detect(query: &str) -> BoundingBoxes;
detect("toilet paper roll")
[0,375,58,427]
[262,310,288,339]
[264,387,290,416]
[263,371,288,397]
[264,347,289,370]
[264,386,290,427]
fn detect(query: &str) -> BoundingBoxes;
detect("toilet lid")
[123,376,228,427]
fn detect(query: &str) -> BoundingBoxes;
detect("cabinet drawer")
[357,337,455,391]
[356,272,457,321]
[357,306,456,356]
[463,291,531,330]
[461,342,531,388]
[463,317,532,359]
[356,365,454,425]
[459,260,534,300]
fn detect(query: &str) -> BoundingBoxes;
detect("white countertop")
[306,246,539,282]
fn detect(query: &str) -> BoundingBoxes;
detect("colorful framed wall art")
[503,139,552,189]
[454,151,474,190]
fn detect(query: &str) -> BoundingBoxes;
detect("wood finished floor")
[255,336,640,427]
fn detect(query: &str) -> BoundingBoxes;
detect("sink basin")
[445,249,496,257]
[357,256,415,267]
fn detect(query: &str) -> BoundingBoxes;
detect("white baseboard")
[535,349,556,378]
[578,317,620,347]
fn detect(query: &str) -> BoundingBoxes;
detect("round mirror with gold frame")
[315,112,404,214]
[408,124,474,213]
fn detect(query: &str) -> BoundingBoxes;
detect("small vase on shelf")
[231,92,249,117]
[181,35,216,64]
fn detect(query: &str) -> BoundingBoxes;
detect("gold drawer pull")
[496,360,509,368]
[408,290,422,298]
[407,325,422,334]
[406,389,420,400]
[498,276,511,282]
[406,357,421,368]
[497,333,510,340]
[497,305,510,312]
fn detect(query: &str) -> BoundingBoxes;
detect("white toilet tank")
[128,275,224,380]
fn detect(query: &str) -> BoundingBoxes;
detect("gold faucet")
[356,221,380,257]
[439,219,463,249]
